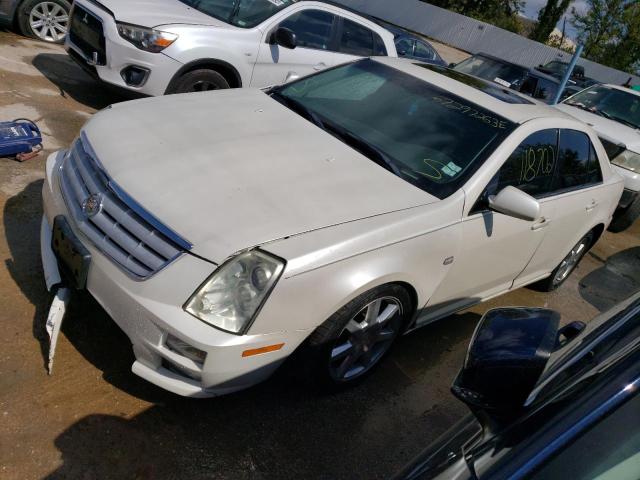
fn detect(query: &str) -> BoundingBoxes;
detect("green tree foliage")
[423,0,524,33]
[573,0,640,74]
[529,0,572,42]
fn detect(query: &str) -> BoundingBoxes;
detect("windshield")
[453,55,526,88]
[565,85,640,130]
[271,59,515,199]
[179,0,295,28]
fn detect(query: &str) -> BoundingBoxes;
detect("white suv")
[41,58,623,397]
[64,0,396,95]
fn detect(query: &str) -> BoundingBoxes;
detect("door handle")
[313,62,327,71]
[531,217,551,231]
[586,200,598,212]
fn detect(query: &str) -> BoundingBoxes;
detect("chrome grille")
[58,135,190,278]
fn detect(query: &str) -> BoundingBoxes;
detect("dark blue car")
[394,293,640,480]
[0,0,70,43]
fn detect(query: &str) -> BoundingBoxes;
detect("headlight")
[116,22,178,53]
[184,250,285,334]
[612,149,640,173]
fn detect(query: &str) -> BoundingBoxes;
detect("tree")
[530,0,572,42]
[573,0,640,74]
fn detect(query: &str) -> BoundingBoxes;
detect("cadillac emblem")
[81,193,103,218]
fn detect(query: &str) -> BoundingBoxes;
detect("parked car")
[452,53,576,104]
[394,292,640,480]
[64,0,397,95]
[557,84,640,232]
[536,59,586,81]
[41,57,624,397]
[389,28,446,66]
[0,0,70,43]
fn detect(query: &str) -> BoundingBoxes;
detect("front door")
[423,129,559,321]
[250,8,337,88]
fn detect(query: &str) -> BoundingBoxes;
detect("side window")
[531,392,640,480]
[395,37,413,57]
[278,10,335,51]
[534,77,559,102]
[520,75,538,97]
[414,40,437,61]
[339,18,375,56]
[553,129,599,190]
[373,33,387,56]
[473,129,557,212]
[588,143,604,184]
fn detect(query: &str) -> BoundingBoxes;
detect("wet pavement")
[1,30,639,480]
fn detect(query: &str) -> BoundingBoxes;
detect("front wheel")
[18,0,71,44]
[305,284,413,388]
[535,231,594,292]
[168,69,230,94]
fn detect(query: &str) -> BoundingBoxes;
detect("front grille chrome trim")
[58,133,192,280]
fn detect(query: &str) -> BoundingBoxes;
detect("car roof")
[373,57,577,124]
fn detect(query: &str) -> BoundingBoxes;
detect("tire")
[18,0,71,44]
[608,196,640,233]
[534,231,594,292]
[168,69,230,94]
[304,284,413,389]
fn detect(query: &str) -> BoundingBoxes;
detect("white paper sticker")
[493,77,512,88]
[441,161,462,177]
[267,0,285,6]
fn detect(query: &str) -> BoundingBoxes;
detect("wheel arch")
[165,58,243,93]
[590,223,606,248]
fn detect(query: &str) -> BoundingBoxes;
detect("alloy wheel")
[329,297,403,382]
[552,235,591,287]
[29,2,68,43]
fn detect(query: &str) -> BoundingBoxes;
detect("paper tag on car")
[442,162,462,177]
[267,0,285,5]
[494,78,512,88]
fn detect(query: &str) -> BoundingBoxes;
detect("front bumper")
[41,150,308,397]
[64,0,182,96]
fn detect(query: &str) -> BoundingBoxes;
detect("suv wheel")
[18,0,70,44]
[535,231,594,292]
[170,69,230,94]
[305,284,412,388]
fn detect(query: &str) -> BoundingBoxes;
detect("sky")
[522,0,589,39]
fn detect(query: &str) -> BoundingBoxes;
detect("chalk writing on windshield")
[431,96,509,129]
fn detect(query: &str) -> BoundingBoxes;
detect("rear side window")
[553,130,601,190]
[339,19,376,56]
[279,10,335,50]
[534,77,559,103]
[492,129,558,198]
[414,40,437,61]
[373,34,387,56]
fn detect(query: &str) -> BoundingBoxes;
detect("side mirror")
[271,27,297,49]
[448,62,456,68]
[452,307,560,430]
[488,186,540,221]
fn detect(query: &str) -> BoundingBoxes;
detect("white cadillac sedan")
[41,58,624,397]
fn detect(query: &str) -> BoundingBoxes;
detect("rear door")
[250,8,338,88]
[513,129,606,287]
[331,17,388,66]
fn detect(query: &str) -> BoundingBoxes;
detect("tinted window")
[414,40,437,61]
[491,129,558,198]
[395,37,413,57]
[180,0,295,28]
[339,19,375,56]
[272,59,515,199]
[534,77,559,103]
[531,392,640,480]
[588,144,603,184]
[373,33,387,55]
[279,10,334,50]
[554,130,600,190]
[564,85,640,130]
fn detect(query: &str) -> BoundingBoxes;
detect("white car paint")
[64,0,397,95]
[41,58,624,397]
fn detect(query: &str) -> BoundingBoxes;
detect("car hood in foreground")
[555,104,640,153]
[93,0,228,28]
[83,89,437,263]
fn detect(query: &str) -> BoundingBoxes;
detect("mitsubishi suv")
[64,0,397,94]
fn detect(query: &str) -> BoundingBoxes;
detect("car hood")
[94,0,228,28]
[83,89,436,263]
[555,104,640,153]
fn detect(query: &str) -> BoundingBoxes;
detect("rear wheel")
[169,69,230,94]
[18,0,70,44]
[608,196,640,233]
[535,231,594,292]
[305,284,413,388]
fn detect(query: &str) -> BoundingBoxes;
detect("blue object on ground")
[0,119,43,158]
